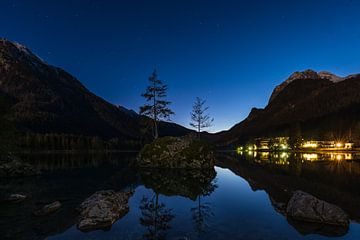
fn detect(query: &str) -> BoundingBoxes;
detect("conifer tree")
[140,69,174,139]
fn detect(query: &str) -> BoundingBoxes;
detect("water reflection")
[139,194,175,240]
[2,152,360,239]
[19,152,136,171]
[218,151,360,236]
[139,168,217,200]
[287,218,349,237]
[0,153,139,240]
[190,195,214,237]
[240,150,359,164]
[138,168,217,239]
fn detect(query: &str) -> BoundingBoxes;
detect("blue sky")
[1,0,360,132]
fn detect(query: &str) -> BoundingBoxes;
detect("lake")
[1,152,360,240]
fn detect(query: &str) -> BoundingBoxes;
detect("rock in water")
[286,191,349,227]
[34,201,62,216]
[77,190,133,232]
[1,193,27,203]
[137,136,215,168]
[7,194,27,203]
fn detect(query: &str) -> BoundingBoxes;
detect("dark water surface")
[1,152,360,240]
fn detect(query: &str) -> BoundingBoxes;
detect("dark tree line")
[0,95,17,160]
[1,69,216,154]
[17,133,141,151]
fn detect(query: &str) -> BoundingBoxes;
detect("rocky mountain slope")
[218,69,360,146]
[0,39,190,141]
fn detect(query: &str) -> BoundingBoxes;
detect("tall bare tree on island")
[140,69,174,139]
[190,97,214,139]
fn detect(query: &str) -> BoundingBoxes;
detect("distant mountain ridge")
[218,69,360,146]
[268,69,359,103]
[0,39,191,141]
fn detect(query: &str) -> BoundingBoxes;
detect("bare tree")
[190,97,214,138]
[140,69,174,139]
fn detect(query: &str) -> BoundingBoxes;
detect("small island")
[137,136,215,168]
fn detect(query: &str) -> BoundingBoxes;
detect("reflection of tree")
[138,168,217,238]
[190,195,214,237]
[190,172,217,237]
[289,153,302,176]
[140,194,174,240]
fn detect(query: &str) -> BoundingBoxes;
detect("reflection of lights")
[261,152,269,157]
[328,153,353,161]
[280,152,289,159]
[302,142,317,148]
[303,153,318,161]
[281,144,288,150]
[236,146,243,154]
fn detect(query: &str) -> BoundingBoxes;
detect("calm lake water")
[1,152,360,240]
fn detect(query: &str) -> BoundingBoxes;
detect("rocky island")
[137,136,215,169]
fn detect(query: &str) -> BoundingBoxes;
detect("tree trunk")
[198,119,201,139]
[155,193,159,236]
[154,119,158,139]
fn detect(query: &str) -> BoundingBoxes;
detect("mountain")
[218,69,360,146]
[0,39,191,142]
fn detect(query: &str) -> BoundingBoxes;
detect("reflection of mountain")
[0,162,139,240]
[216,153,360,236]
[139,168,217,200]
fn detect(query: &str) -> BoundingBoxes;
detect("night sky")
[1,0,360,132]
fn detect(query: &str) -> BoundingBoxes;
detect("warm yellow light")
[336,155,342,160]
[281,144,288,150]
[280,152,288,159]
[303,153,318,161]
[302,142,317,148]
[336,142,342,148]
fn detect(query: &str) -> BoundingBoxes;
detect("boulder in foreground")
[286,191,349,227]
[137,136,215,168]
[77,190,133,232]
